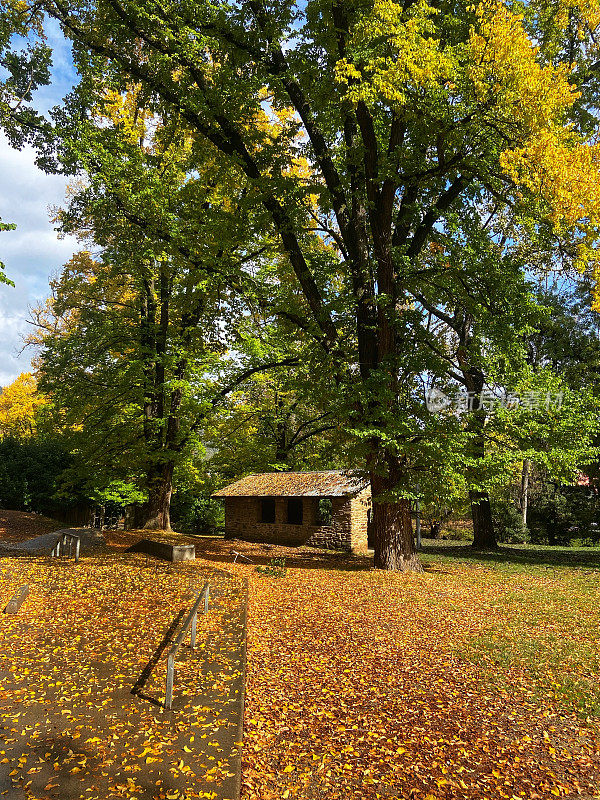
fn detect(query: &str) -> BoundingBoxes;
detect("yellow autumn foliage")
[500,129,600,233]
[92,85,195,170]
[467,2,600,291]
[96,86,149,145]
[536,0,600,44]
[334,0,450,107]
[0,373,46,439]
[466,1,577,133]
[333,0,600,301]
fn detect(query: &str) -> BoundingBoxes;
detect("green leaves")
[0,216,15,285]
[0,1,52,151]
[18,0,600,563]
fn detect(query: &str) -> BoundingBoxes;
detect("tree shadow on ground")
[193,540,375,572]
[193,536,600,573]
[29,530,600,574]
[421,541,600,570]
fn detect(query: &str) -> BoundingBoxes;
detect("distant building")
[213,470,371,553]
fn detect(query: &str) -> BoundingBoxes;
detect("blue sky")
[0,22,78,386]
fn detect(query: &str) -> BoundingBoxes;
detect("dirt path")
[0,527,106,556]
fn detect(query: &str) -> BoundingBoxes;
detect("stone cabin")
[213,470,372,553]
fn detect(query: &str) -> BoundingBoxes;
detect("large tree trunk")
[453,318,499,550]
[370,472,423,572]
[143,461,174,530]
[470,490,497,549]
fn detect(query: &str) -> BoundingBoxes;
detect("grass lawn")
[239,540,600,800]
[424,541,600,718]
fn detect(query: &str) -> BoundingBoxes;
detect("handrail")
[165,581,210,710]
[231,549,253,564]
[51,533,81,562]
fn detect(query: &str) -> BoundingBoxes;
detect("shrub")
[255,558,287,578]
[0,436,71,514]
[492,501,529,544]
[169,491,223,535]
[528,484,600,546]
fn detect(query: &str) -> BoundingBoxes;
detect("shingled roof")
[213,470,368,498]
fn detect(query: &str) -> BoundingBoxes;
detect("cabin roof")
[212,470,368,498]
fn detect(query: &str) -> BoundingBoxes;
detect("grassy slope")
[0,509,63,544]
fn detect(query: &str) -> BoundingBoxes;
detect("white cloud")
[0,133,78,385]
[0,22,78,387]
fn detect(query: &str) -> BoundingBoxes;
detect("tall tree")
[515,280,600,525]
[35,0,600,568]
[203,372,343,478]
[410,209,541,549]
[416,218,600,547]
[0,372,46,438]
[30,92,288,528]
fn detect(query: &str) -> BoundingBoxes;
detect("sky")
[0,22,78,386]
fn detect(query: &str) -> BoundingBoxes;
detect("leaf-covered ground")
[0,510,62,545]
[0,551,246,800]
[2,521,600,800]
[239,546,600,800]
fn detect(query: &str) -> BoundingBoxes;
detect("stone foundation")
[128,538,196,562]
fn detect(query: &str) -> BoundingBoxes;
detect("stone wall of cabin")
[223,488,370,553]
[350,486,371,553]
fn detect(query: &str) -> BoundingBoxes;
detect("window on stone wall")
[286,497,303,524]
[260,497,276,523]
[316,498,333,525]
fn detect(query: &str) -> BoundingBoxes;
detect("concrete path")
[0,527,105,555]
[0,567,247,800]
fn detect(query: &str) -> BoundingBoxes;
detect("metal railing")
[51,533,81,562]
[230,549,253,564]
[165,582,210,710]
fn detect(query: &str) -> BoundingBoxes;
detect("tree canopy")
[5,0,600,567]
